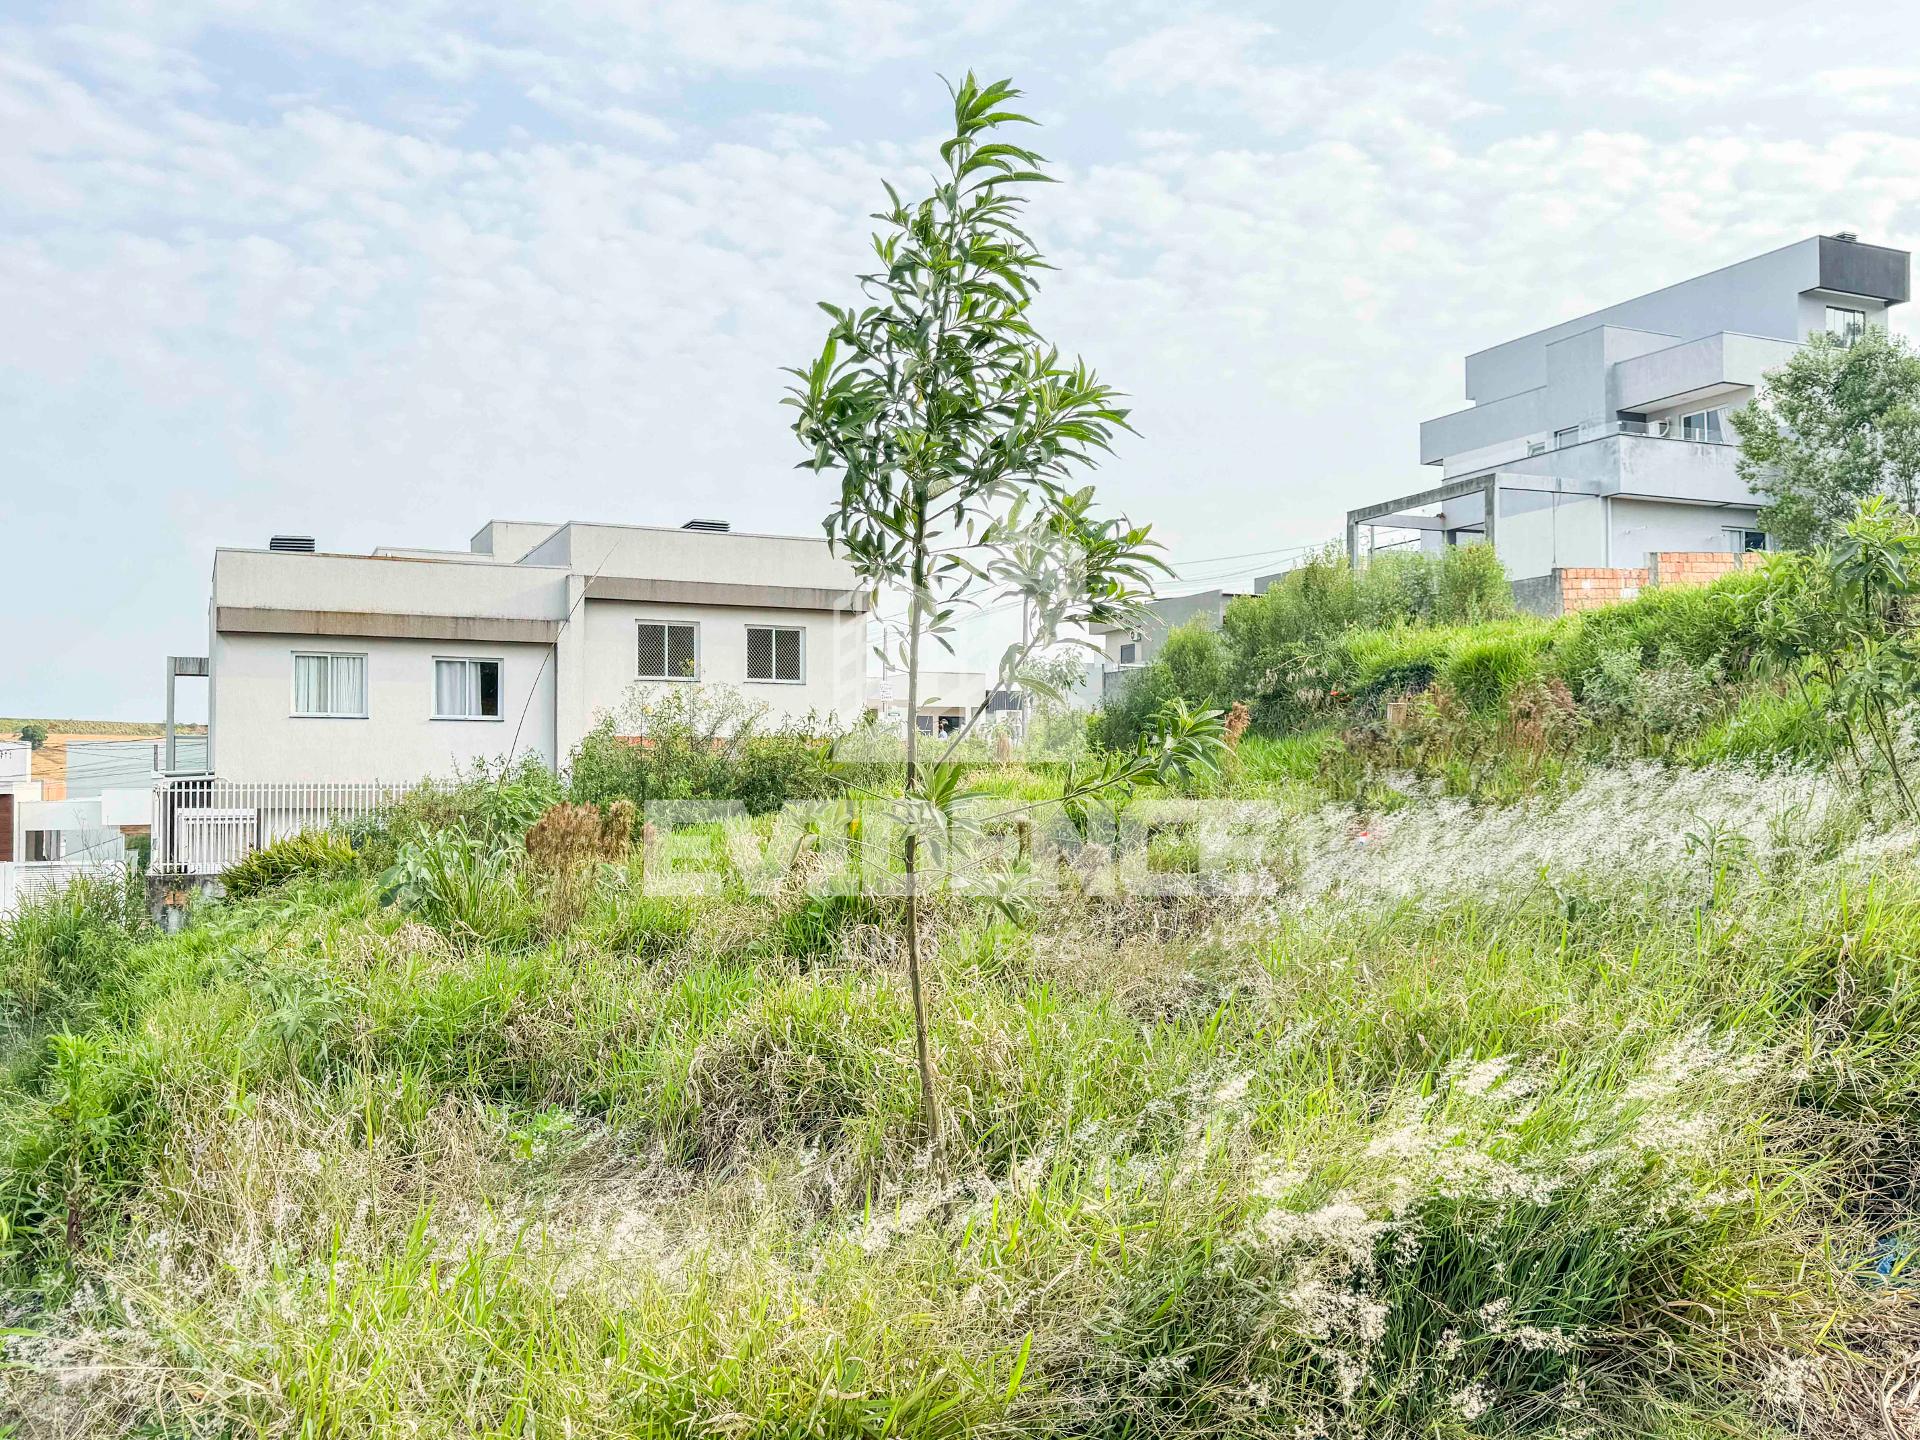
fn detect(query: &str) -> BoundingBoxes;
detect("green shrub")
[1440,625,1550,711]
[353,756,564,869]
[568,686,838,817]
[1548,569,1767,695]
[1686,684,1845,767]
[380,825,535,948]
[1329,627,1459,702]
[1218,544,1513,731]
[220,832,356,900]
[1094,621,1231,748]
[0,868,147,1021]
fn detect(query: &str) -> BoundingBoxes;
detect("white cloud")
[4,1,1920,716]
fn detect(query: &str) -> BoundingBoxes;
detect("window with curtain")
[292,652,367,717]
[745,625,803,682]
[637,621,698,680]
[434,658,502,719]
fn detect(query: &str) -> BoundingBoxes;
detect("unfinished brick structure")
[1533,551,1759,617]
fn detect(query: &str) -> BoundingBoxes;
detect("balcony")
[1442,418,1737,478]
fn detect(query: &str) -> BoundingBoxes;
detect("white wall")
[215,549,570,620]
[577,598,866,737]
[868,669,987,717]
[1496,492,1610,580]
[523,523,859,591]
[1465,237,1824,402]
[1795,292,1891,341]
[210,632,558,783]
[1608,499,1764,568]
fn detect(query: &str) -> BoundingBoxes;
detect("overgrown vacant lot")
[5,761,1920,1437]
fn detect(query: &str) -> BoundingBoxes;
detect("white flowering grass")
[6,768,1920,1436]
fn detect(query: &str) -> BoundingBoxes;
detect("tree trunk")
[901,505,941,1151]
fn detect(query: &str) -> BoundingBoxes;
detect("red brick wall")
[1553,551,1758,615]
[1558,566,1649,614]
[1647,551,1755,587]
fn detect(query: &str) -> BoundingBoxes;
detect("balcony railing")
[1453,418,1736,475]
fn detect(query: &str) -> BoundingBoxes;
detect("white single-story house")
[1,740,130,915]
[173,519,870,787]
[866,668,990,736]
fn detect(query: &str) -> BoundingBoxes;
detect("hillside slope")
[5,747,1920,1437]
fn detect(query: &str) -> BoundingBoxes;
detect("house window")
[1118,641,1139,665]
[1826,305,1867,344]
[1526,440,1548,456]
[292,652,368,717]
[1553,426,1580,448]
[745,625,804,683]
[637,621,699,681]
[1681,408,1724,443]
[916,714,936,734]
[1727,528,1769,553]
[24,830,61,863]
[433,658,502,719]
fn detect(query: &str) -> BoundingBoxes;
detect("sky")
[5,0,1920,721]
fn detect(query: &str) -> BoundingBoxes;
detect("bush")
[1548,569,1766,696]
[221,832,356,900]
[380,825,535,948]
[524,802,634,873]
[1328,627,1459,703]
[1094,622,1231,748]
[0,869,147,1020]
[1440,625,1550,711]
[353,756,564,869]
[1215,544,1513,731]
[1685,684,1846,767]
[567,686,838,817]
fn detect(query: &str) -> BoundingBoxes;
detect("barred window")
[637,621,699,680]
[746,625,803,682]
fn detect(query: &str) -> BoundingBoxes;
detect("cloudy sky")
[5,0,1920,720]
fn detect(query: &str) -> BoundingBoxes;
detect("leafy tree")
[1730,327,1920,549]
[1744,498,1920,812]
[17,722,47,749]
[788,75,1223,1145]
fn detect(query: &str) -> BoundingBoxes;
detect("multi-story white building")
[1353,234,1911,605]
[173,518,868,786]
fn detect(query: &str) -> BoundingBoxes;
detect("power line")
[864,537,1329,630]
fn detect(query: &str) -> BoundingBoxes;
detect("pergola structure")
[1345,472,1608,566]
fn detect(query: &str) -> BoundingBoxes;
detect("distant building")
[1353,234,1911,608]
[1090,588,1249,700]
[867,668,989,736]
[1,739,127,915]
[173,519,869,785]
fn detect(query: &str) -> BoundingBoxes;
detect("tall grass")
[5,760,1920,1435]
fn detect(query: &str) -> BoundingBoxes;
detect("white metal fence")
[151,779,412,876]
[0,861,119,918]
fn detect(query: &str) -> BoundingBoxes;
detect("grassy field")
[4,745,1919,1438]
